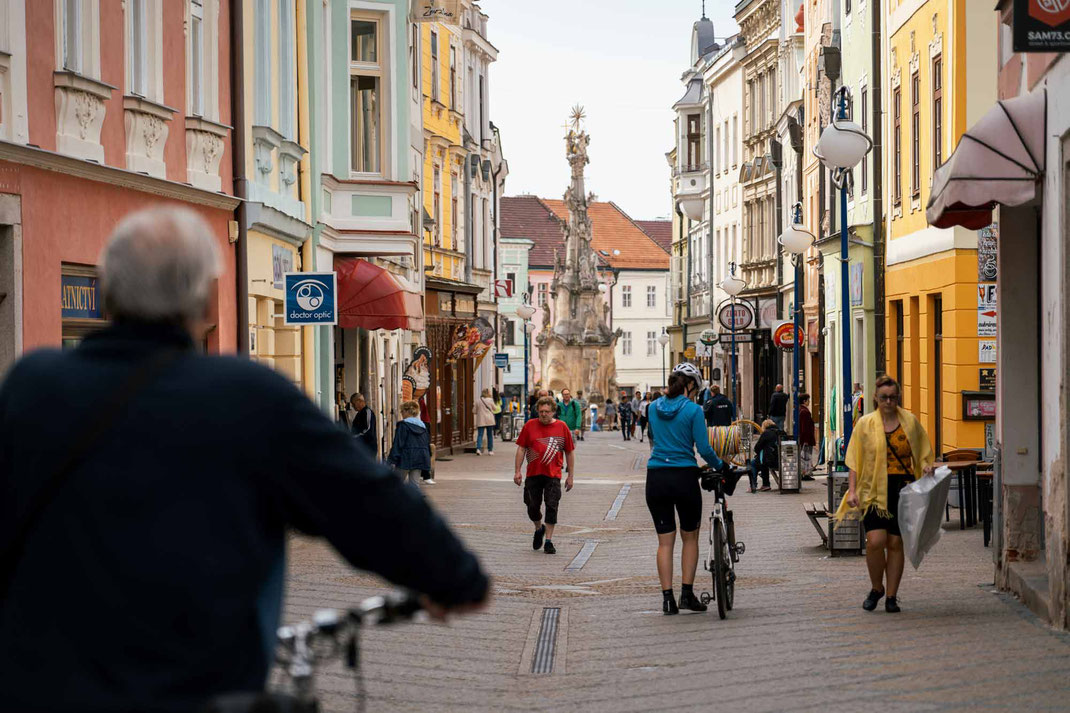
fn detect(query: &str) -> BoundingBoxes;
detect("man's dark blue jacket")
[0,323,488,713]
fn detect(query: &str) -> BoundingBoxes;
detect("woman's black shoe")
[885,596,901,613]
[678,591,708,612]
[663,595,679,615]
[862,589,885,611]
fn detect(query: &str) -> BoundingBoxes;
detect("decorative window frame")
[54,0,101,79]
[186,0,220,121]
[349,5,391,178]
[124,0,163,104]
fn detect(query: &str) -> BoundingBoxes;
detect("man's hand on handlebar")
[420,591,491,622]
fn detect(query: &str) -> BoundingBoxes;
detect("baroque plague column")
[537,108,619,402]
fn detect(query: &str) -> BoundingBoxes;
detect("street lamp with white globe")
[814,86,872,450]
[719,263,747,409]
[516,299,537,420]
[778,202,816,441]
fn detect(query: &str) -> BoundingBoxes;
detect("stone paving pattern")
[283,431,1070,712]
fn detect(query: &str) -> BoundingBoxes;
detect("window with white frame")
[646,331,657,357]
[278,0,294,139]
[622,331,632,356]
[537,282,548,306]
[621,285,632,308]
[410,24,419,92]
[350,15,382,174]
[255,0,270,124]
[646,285,656,308]
[189,0,204,115]
[449,45,457,108]
[128,0,147,96]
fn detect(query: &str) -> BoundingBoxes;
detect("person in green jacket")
[557,388,583,441]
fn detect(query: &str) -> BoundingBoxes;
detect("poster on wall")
[758,298,777,329]
[402,346,432,401]
[272,245,293,290]
[850,263,864,306]
[979,340,997,363]
[413,0,462,23]
[978,283,997,337]
[1013,0,1070,52]
[978,225,998,281]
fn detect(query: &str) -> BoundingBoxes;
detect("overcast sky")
[485,0,739,221]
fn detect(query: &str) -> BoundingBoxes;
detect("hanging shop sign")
[284,272,337,325]
[718,330,755,343]
[772,321,804,350]
[758,298,777,329]
[699,328,718,346]
[807,319,820,352]
[402,346,432,401]
[684,346,697,359]
[978,225,998,281]
[272,244,293,290]
[493,352,510,369]
[695,342,712,358]
[413,0,461,23]
[493,279,514,298]
[717,301,754,332]
[850,263,864,307]
[1014,0,1070,52]
[446,317,496,363]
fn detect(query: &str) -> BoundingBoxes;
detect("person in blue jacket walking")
[646,362,727,615]
[388,400,433,485]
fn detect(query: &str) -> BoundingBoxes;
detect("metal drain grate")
[531,607,560,674]
[605,484,631,520]
[565,540,598,571]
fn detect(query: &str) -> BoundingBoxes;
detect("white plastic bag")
[898,466,952,569]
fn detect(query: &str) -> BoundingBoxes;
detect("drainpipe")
[296,0,316,399]
[492,124,505,389]
[231,0,249,356]
[871,0,886,374]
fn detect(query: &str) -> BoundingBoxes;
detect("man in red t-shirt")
[514,396,575,554]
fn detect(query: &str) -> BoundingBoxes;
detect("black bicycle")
[204,592,423,713]
[699,465,748,620]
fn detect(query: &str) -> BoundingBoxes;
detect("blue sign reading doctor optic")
[284,272,338,326]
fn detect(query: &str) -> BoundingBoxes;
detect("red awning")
[335,257,424,332]
[926,89,1046,230]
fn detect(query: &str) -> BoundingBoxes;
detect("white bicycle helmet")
[671,362,705,395]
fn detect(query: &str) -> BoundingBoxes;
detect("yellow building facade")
[884,0,996,453]
[421,21,466,279]
[241,0,315,394]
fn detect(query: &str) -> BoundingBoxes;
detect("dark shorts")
[863,474,912,537]
[524,475,562,525]
[646,466,703,535]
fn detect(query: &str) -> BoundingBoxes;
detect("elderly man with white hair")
[0,208,488,713]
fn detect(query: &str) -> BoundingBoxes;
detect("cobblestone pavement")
[284,430,1070,712]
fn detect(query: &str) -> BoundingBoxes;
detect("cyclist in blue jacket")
[646,363,726,614]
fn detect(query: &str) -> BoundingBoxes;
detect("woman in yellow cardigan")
[834,375,934,613]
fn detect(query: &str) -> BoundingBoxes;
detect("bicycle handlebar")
[278,591,423,652]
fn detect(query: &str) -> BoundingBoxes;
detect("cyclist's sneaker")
[885,596,901,613]
[425,478,436,485]
[862,588,885,611]
[543,540,556,555]
[678,590,707,612]
[533,525,546,551]
[663,591,679,615]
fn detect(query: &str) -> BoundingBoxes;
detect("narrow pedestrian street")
[284,431,1070,712]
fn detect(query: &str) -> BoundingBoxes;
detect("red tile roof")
[500,196,670,271]
[636,220,673,252]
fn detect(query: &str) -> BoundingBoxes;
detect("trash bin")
[778,439,801,493]
[828,466,864,556]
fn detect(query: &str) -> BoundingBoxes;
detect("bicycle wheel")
[722,523,735,611]
[712,523,728,620]
[727,420,762,467]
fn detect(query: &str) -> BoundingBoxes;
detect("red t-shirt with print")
[516,418,575,479]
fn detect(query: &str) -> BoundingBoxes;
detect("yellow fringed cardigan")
[833,407,934,525]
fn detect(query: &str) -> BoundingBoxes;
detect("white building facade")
[613,269,673,394]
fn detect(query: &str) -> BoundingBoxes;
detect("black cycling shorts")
[862,474,912,537]
[646,466,703,535]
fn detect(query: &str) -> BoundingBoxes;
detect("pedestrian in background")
[604,398,617,430]
[557,388,582,442]
[419,395,435,484]
[629,392,641,438]
[768,384,789,431]
[836,375,934,614]
[514,396,575,555]
[647,391,662,448]
[798,393,816,480]
[637,392,650,442]
[474,388,496,455]
[0,207,488,712]
[388,400,432,486]
[576,390,589,441]
[350,393,378,458]
[749,419,780,492]
[703,384,735,427]
[492,386,503,435]
[618,391,634,441]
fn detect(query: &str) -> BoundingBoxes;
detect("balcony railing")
[673,162,708,177]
